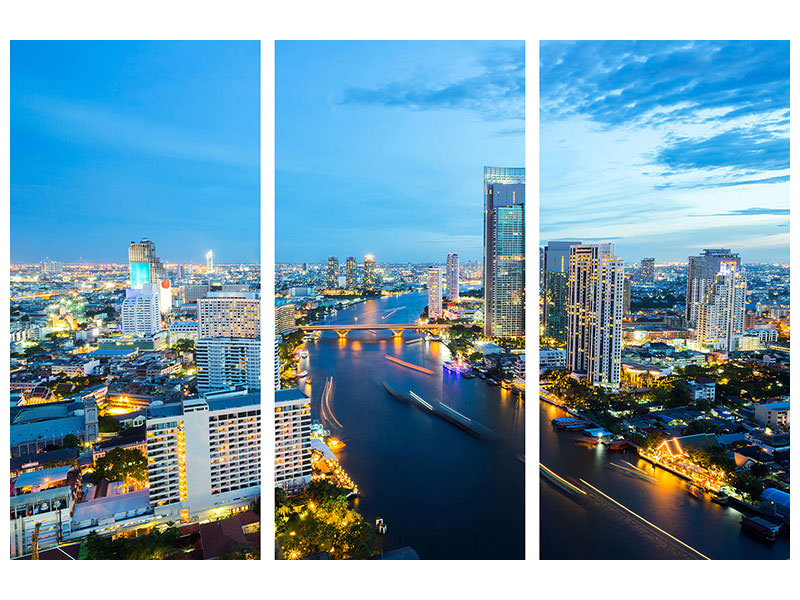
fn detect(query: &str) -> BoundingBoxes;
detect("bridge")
[299,323,451,339]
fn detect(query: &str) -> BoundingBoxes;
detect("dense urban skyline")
[276,40,524,263]
[10,41,260,264]
[540,40,789,263]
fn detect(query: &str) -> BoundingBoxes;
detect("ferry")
[461,371,475,379]
[297,370,309,378]
[300,350,309,359]
[443,360,470,374]
[687,483,705,499]
[605,439,628,451]
[486,378,500,386]
[500,380,512,390]
[741,516,781,542]
[710,490,729,505]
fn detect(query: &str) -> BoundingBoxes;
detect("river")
[298,290,525,559]
[540,400,790,560]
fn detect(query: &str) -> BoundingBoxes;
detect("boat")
[710,490,729,505]
[487,378,499,386]
[606,439,628,450]
[461,371,475,379]
[573,436,600,447]
[296,370,309,378]
[741,516,780,542]
[687,483,704,498]
[300,350,309,358]
[476,372,487,380]
[501,380,512,390]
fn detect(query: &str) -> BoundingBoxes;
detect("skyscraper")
[697,262,747,351]
[326,256,339,288]
[427,267,443,319]
[206,250,214,274]
[635,257,655,285]
[446,253,460,302]
[275,388,313,494]
[686,249,741,323]
[121,284,161,336]
[197,292,260,338]
[566,243,624,389]
[623,276,632,314]
[483,166,525,338]
[543,240,582,343]
[129,238,166,289]
[196,338,261,392]
[363,254,378,291]
[345,256,357,290]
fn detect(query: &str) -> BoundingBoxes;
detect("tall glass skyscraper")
[128,238,166,289]
[483,166,525,338]
[543,240,582,343]
[363,254,378,291]
[446,253,459,302]
[326,256,339,289]
[345,256,357,290]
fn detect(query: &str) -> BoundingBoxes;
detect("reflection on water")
[302,291,525,559]
[540,400,789,560]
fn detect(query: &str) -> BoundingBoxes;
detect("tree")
[731,470,765,502]
[95,448,148,484]
[98,415,121,434]
[172,338,195,353]
[222,542,260,560]
[62,434,81,449]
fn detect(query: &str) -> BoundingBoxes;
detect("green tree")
[95,448,148,484]
[172,338,195,352]
[98,415,121,434]
[62,433,81,449]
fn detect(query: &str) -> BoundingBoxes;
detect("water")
[540,400,790,560]
[299,290,525,559]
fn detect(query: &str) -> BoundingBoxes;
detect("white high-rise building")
[427,267,443,319]
[446,253,460,302]
[146,390,260,522]
[275,388,312,494]
[196,338,261,392]
[686,249,740,323]
[697,263,747,351]
[198,292,260,339]
[275,304,296,336]
[566,243,624,390]
[121,284,161,336]
[274,335,281,390]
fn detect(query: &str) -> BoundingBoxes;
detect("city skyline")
[540,41,789,263]
[276,40,524,263]
[11,41,260,264]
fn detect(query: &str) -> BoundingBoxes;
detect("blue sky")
[276,41,524,263]
[540,41,789,263]
[11,41,260,264]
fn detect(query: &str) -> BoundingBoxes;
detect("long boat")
[741,516,781,542]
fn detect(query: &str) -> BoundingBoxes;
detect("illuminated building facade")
[206,250,214,273]
[326,256,339,288]
[275,304,296,335]
[427,267,443,319]
[198,292,260,339]
[634,257,655,285]
[146,391,261,522]
[121,284,161,336]
[196,338,261,392]
[363,254,379,290]
[483,166,525,338]
[566,243,623,390]
[446,253,460,302]
[275,388,312,494]
[129,238,166,288]
[686,249,740,323]
[40,260,63,274]
[345,256,357,289]
[543,240,581,343]
[696,262,746,351]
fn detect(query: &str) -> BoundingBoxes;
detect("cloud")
[655,174,789,190]
[341,45,524,121]
[707,207,790,217]
[653,128,789,173]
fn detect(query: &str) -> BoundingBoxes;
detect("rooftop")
[15,465,73,491]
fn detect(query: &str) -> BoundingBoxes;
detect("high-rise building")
[427,267,443,319]
[686,249,741,323]
[543,240,582,343]
[326,256,339,289]
[121,284,161,336]
[635,257,655,285]
[744,310,756,330]
[275,388,312,494]
[275,304,296,336]
[446,253,460,302]
[198,292,260,339]
[697,262,747,351]
[40,260,63,274]
[129,238,166,289]
[484,166,525,338]
[363,254,378,291]
[146,391,261,521]
[196,338,261,392]
[623,276,632,314]
[345,256,357,290]
[206,250,214,274]
[566,243,624,389]
[275,335,281,390]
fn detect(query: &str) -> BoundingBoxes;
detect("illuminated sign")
[130,262,150,289]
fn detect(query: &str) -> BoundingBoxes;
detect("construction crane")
[31,522,41,560]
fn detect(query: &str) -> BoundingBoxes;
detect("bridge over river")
[298,323,451,338]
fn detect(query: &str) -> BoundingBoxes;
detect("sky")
[540,40,790,264]
[276,41,524,263]
[11,41,260,264]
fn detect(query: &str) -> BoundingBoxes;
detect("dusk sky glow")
[11,41,260,264]
[276,40,524,263]
[540,40,789,264]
